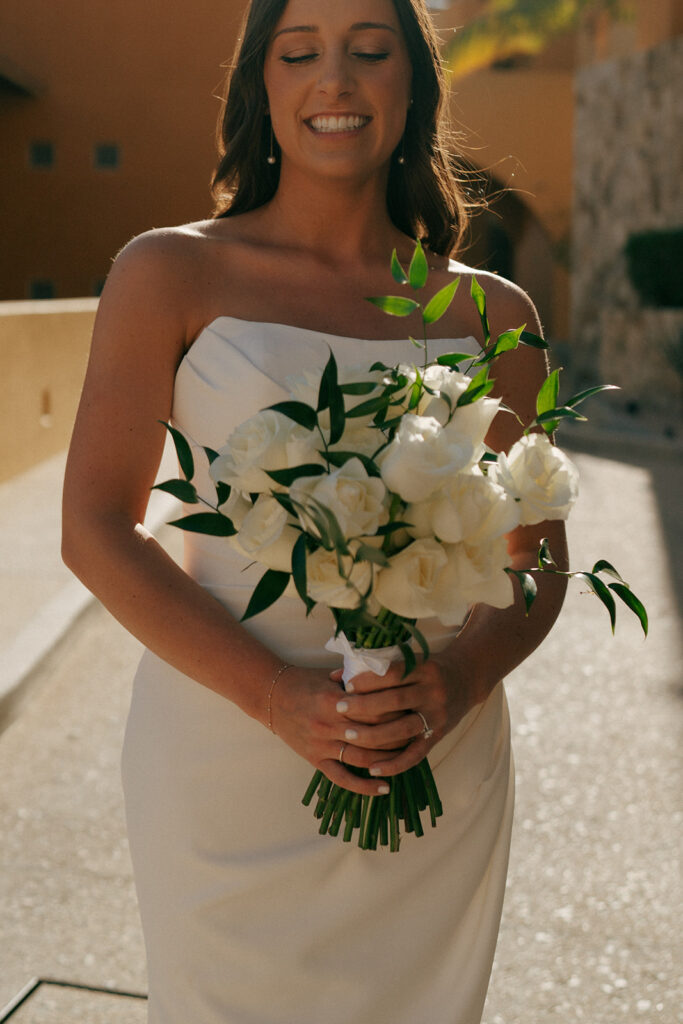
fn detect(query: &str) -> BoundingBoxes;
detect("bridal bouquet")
[156,242,647,851]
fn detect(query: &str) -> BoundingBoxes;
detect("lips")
[306,114,372,134]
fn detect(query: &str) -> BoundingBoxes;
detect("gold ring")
[339,743,347,764]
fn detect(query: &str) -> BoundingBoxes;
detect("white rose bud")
[233,495,298,572]
[418,365,471,425]
[290,458,388,539]
[491,433,579,525]
[306,546,373,609]
[380,413,486,503]
[374,538,448,619]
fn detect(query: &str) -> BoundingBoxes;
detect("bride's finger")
[319,759,390,797]
[340,713,424,750]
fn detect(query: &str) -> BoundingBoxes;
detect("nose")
[317,49,354,99]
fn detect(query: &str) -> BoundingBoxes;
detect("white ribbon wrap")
[325,632,402,691]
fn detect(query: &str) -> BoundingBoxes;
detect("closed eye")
[281,53,318,64]
[353,51,389,62]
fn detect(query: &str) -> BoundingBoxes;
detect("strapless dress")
[121,317,514,1024]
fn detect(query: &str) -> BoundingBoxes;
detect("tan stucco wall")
[0,300,97,482]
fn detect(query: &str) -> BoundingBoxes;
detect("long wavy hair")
[211,0,470,256]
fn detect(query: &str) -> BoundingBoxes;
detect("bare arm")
[62,233,391,796]
[62,234,292,715]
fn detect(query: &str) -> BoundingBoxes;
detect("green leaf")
[609,582,649,636]
[354,544,391,567]
[525,406,588,435]
[167,512,236,536]
[520,329,549,350]
[592,558,624,581]
[344,393,393,419]
[266,401,317,431]
[291,533,310,607]
[435,351,473,366]
[203,446,220,465]
[324,450,381,477]
[537,537,557,570]
[482,325,526,362]
[575,572,617,633]
[152,479,198,503]
[266,463,327,487]
[423,278,460,324]
[241,569,291,622]
[160,421,194,481]
[456,366,495,408]
[408,240,429,290]
[339,381,379,396]
[565,384,620,409]
[391,249,409,285]
[470,276,490,344]
[369,361,391,372]
[375,520,413,535]
[400,620,430,664]
[317,349,345,445]
[399,642,416,680]
[366,295,421,317]
[536,368,561,417]
[505,567,538,614]
[408,369,423,411]
[409,335,425,350]
[215,481,231,507]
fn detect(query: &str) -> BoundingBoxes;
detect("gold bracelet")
[267,663,292,734]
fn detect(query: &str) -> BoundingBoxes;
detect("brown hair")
[211,0,469,256]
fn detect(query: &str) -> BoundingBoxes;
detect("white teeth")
[309,115,369,133]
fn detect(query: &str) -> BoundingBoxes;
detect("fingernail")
[378,784,390,795]
[369,766,383,777]
[345,728,358,740]
[336,700,349,713]
[344,681,355,693]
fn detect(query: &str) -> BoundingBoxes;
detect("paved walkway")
[1,437,681,1022]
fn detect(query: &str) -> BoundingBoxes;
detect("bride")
[63,1,568,1021]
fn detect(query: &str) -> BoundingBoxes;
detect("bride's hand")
[327,653,493,779]
[268,665,406,797]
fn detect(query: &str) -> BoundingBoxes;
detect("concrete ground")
[1,436,681,1023]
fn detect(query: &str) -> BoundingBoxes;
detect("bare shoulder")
[445,259,541,335]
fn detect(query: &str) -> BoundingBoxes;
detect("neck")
[259,161,406,266]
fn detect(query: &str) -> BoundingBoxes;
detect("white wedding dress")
[121,317,514,1024]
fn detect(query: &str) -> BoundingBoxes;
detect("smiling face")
[264,0,413,184]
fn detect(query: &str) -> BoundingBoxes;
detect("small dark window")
[94,142,120,169]
[29,279,56,300]
[30,140,54,168]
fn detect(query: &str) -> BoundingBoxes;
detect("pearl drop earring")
[267,124,276,165]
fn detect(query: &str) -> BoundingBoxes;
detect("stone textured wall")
[571,35,683,426]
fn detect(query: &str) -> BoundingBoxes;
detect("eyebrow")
[273,22,397,39]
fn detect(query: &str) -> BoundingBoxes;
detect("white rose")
[306,546,373,609]
[290,458,388,539]
[210,410,321,494]
[232,495,298,572]
[374,538,448,618]
[379,413,483,503]
[407,467,519,544]
[220,488,252,529]
[418,365,471,425]
[429,536,514,626]
[491,433,579,525]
